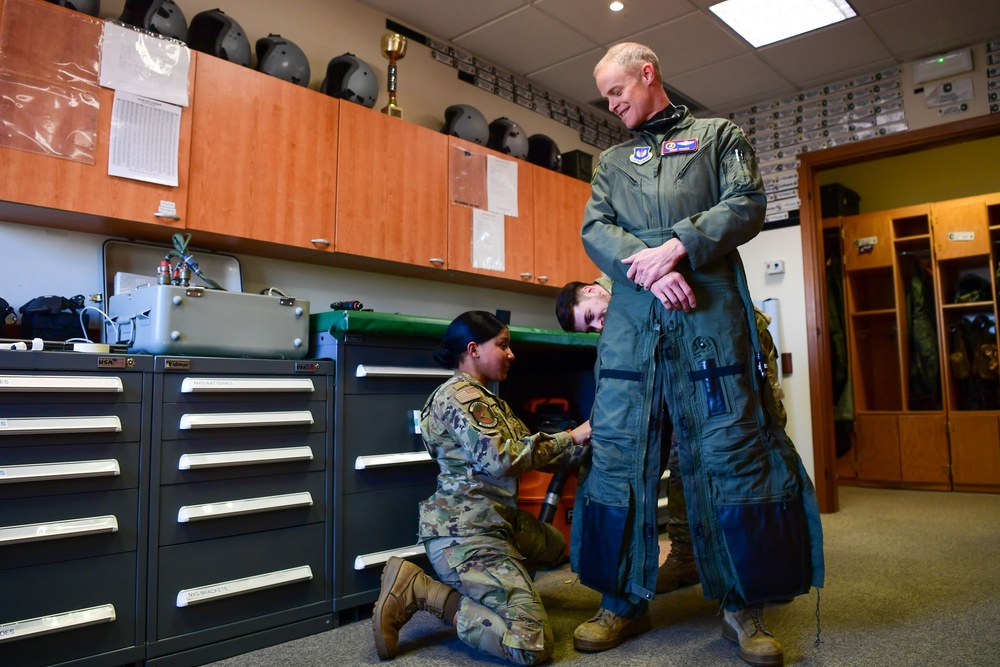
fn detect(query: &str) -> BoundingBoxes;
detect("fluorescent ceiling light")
[710,0,856,48]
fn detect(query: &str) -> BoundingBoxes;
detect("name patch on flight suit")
[469,400,498,428]
[630,146,653,165]
[662,138,698,154]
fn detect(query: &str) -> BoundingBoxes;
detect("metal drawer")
[157,471,327,545]
[153,523,328,641]
[0,441,140,500]
[158,432,326,485]
[160,372,328,404]
[157,399,326,440]
[0,368,146,405]
[335,484,434,604]
[340,345,448,395]
[0,403,144,447]
[0,552,141,667]
[0,488,139,569]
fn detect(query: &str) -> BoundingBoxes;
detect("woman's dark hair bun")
[433,310,507,369]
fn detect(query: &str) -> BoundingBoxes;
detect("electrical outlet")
[765,260,785,275]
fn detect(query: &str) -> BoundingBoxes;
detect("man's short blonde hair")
[594,42,662,83]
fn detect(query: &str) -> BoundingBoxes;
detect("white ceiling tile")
[626,12,753,77]
[354,0,529,40]
[865,0,1000,60]
[534,0,697,44]
[667,54,795,112]
[453,6,598,75]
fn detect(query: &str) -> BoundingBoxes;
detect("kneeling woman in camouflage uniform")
[374,311,592,664]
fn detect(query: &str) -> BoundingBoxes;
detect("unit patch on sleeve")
[662,138,698,155]
[469,400,498,428]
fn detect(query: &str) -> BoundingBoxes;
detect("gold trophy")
[381,32,407,118]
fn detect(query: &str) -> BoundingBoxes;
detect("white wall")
[741,226,814,481]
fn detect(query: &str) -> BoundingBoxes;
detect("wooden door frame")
[798,113,1000,513]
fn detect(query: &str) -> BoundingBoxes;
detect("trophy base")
[382,104,403,118]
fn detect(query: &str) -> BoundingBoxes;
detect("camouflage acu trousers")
[424,509,565,665]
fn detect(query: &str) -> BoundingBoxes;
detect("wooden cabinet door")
[855,414,901,483]
[336,103,448,268]
[932,198,990,261]
[899,414,950,487]
[0,3,191,230]
[446,138,535,282]
[950,413,1000,489]
[186,55,338,249]
[532,167,597,287]
[842,212,893,270]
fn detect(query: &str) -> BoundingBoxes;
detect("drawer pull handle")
[355,543,424,571]
[180,377,315,393]
[0,516,118,545]
[355,451,432,469]
[0,375,123,393]
[0,459,120,484]
[0,604,116,644]
[355,365,453,379]
[179,410,314,430]
[177,492,313,523]
[0,416,122,435]
[179,446,314,470]
[176,565,313,607]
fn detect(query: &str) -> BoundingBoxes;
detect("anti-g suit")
[572,105,824,616]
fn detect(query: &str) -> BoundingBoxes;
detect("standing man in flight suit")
[569,42,823,667]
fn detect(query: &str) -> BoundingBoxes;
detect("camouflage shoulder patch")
[468,400,498,428]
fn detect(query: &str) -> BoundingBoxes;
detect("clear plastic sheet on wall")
[449,143,488,209]
[0,0,102,162]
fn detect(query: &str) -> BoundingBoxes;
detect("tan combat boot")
[573,607,651,652]
[722,605,784,667]
[373,556,455,660]
[655,541,700,593]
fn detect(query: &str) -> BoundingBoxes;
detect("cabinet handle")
[310,238,331,247]
[0,459,120,483]
[429,257,445,265]
[0,515,118,545]
[0,375,123,393]
[355,543,424,570]
[180,377,315,393]
[0,604,116,644]
[0,416,122,435]
[175,565,313,607]
[178,410,314,430]
[179,446,314,470]
[355,451,432,470]
[356,364,453,379]
[537,275,550,283]
[177,491,313,523]
[520,272,533,279]
[154,212,181,220]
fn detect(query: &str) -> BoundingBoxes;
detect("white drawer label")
[948,231,975,242]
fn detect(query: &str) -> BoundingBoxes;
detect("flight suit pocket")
[689,335,738,418]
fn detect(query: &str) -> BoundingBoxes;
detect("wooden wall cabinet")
[532,167,597,287]
[186,54,339,250]
[336,102,448,269]
[0,2,192,232]
[446,137,535,282]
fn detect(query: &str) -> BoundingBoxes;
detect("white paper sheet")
[472,209,506,272]
[100,21,191,107]
[486,155,518,217]
[108,91,182,186]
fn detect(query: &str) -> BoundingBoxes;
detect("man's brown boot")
[722,606,784,667]
[655,541,700,593]
[573,607,651,652]
[373,556,455,660]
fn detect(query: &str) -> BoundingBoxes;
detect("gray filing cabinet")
[315,330,443,612]
[0,349,152,667]
[145,356,334,666]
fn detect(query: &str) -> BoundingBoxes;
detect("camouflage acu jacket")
[418,372,587,539]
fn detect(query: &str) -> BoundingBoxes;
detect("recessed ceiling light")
[710,0,856,48]
[610,2,624,11]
